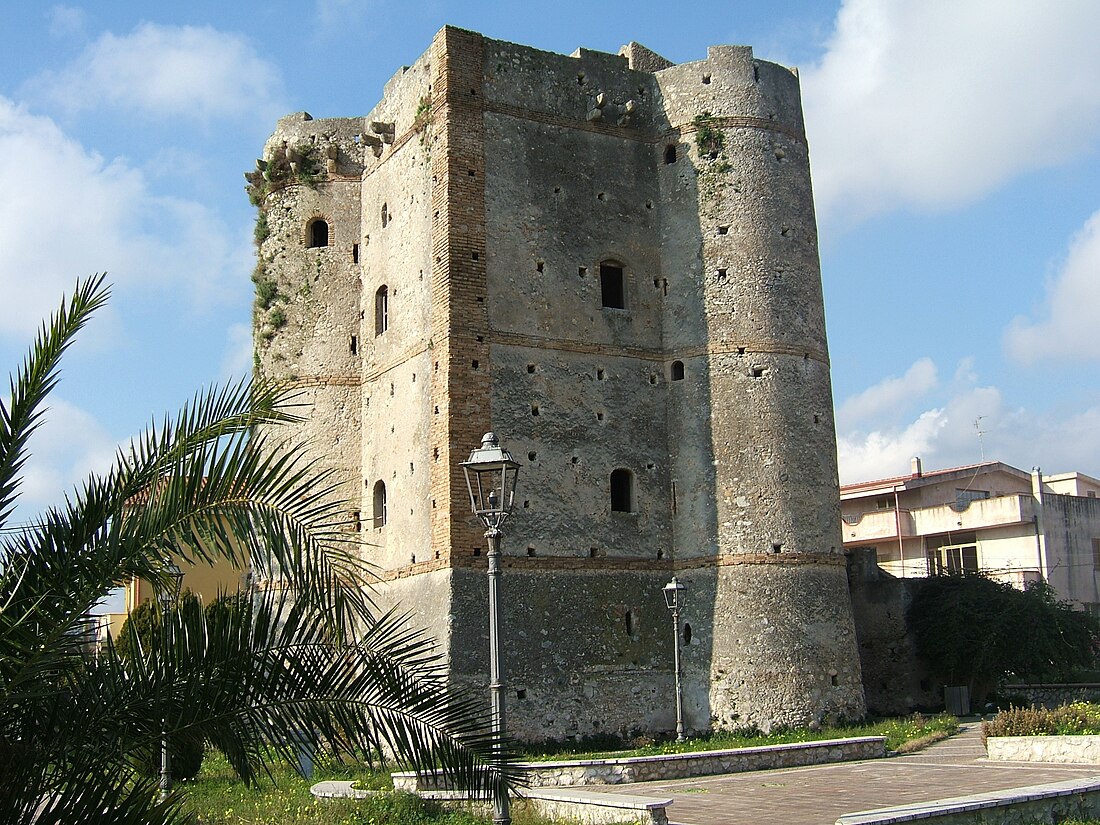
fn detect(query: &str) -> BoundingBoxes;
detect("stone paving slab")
[588,724,1100,825]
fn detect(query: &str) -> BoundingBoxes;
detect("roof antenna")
[974,416,986,462]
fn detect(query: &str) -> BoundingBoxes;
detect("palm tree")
[0,276,515,823]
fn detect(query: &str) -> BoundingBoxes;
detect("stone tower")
[250,27,865,740]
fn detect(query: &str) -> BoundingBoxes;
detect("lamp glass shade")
[461,432,520,530]
[663,577,685,611]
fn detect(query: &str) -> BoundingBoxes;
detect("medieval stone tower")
[250,26,865,740]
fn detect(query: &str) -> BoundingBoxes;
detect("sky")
[1,0,1099,525]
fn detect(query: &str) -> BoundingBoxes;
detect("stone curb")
[835,776,1100,825]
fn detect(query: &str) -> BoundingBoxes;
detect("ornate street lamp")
[461,432,520,825]
[156,561,184,804]
[662,576,686,742]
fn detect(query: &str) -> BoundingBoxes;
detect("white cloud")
[836,356,937,429]
[803,0,1100,226]
[837,360,1100,483]
[0,97,248,337]
[1004,209,1100,364]
[47,5,87,38]
[18,399,119,517]
[27,22,282,122]
[837,364,1006,482]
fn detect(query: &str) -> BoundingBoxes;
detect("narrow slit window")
[600,261,626,309]
[372,481,387,528]
[664,144,677,164]
[375,285,389,335]
[308,219,329,248]
[610,468,634,513]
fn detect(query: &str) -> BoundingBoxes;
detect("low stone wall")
[1000,683,1100,708]
[309,782,671,825]
[392,736,886,791]
[987,735,1100,763]
[835,777,1100,825]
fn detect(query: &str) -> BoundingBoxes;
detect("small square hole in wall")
[531,404,540,416]
[718,225,730,235]
[527,547,536,557]
[772,543,783,553]
[536,261,544,273]
[472,360,479,370]
[596,412,604,421]
[597,192,605,201]
[646,462,655,470]
[656,548,664,559]
[468,169,476,176]
[653,278,660,289]
[589,547,599,558]
[646,201,653,209]
[523,499,530,509]
[649,375,657,385]
[516,688,527,699]
[473,548,481,557]
[737,347,746,355]
[554,186,561,194]
[571,456,579,465]
[527,364,536,374]
[751,367,766,378]
[578,266,587,277]
[476,296,484,303]
[528,451,537,461]
[702,73,712,84]
[717,268,727,278]
[472,252,479,260]
[596,368,605,380]
[813,414,821,424]
[577,73,585,85]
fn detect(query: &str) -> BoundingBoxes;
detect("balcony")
[841,494,1037,544]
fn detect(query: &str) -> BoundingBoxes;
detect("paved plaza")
[591,723,1100,825]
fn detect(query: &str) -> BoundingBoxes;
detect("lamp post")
[461,432,520,825]
[157,561,184,804]
[662,576,686,742]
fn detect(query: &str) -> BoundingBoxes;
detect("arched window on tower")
[308,218,329,248]
[664,144,677,164]
[610,468,634,513]
[373,480,387,528]
[375,285,388,336]
[600,260,626,309]
[671,360,685,381]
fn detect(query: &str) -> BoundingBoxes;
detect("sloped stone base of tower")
[707,560,866,732]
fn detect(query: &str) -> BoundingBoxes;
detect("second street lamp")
[663,576,686,743]
[461,432,520,825]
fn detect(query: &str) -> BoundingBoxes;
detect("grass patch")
[520,713,959,761]
[184,753,577,825]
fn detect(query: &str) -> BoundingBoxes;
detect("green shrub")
[982,702,1100,743]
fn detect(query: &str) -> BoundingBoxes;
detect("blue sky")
[2,0,1099,524]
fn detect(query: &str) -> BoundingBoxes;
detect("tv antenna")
[974,416,986,462]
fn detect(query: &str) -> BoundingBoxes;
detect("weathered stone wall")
[254,26,866,740]
[1000,684,1100,708]
[254,113,366,522]
[846,549,940,714]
